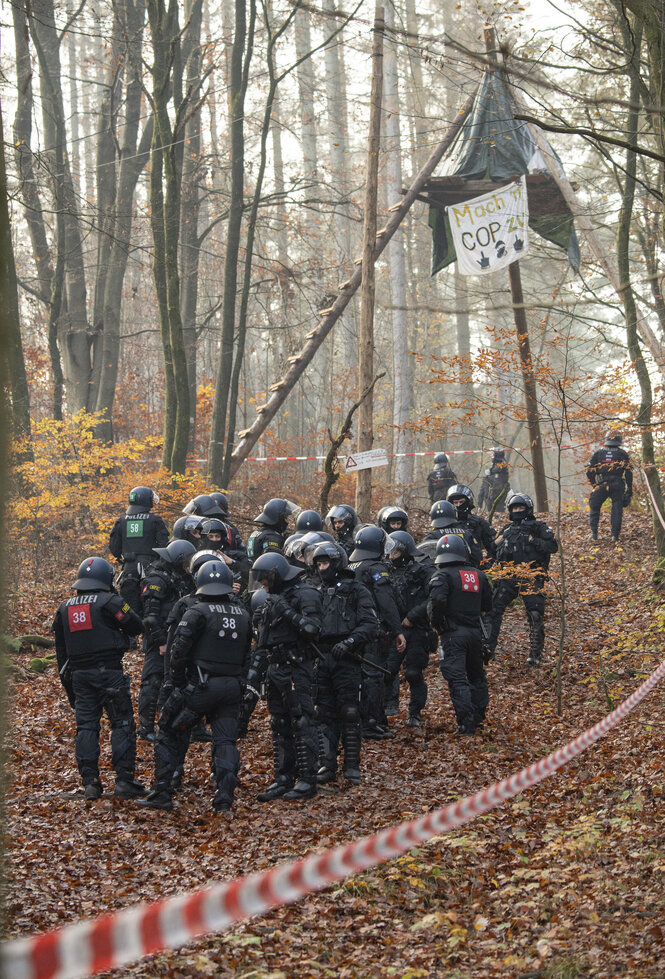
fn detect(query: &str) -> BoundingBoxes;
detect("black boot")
[257,733,294,801]
[257,776,293,802]
[341,724,361,784]
[527,620,545,666]
[283,728,317,800]
[316,724,337,784]
[138,786,173,810]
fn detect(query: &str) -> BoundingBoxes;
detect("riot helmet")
[379,506,408,533]
[171,516,189,540]
[202,518,230,549]
[209,491,230,515]
[74,557,115,592]
[434,534,469,565]
[447,484,475,516]
[295,510,324,533]
[388,531,418,565]
[605,431,623,447]
[350,525,388,562]
[128,486,157,510]
[252,552,301,593]
[195,560,234,596]
[430,500,458,529]
[282,533,305,561]
[250,587,269,613]
[253,498,300,532]
[326,504,358,535]
[433,452,449,467]
[152,539,197,569]
[508,493,534,522]
[183,494,224,518]
[491,447,506,461]
[299,531,334,567]
[312,540,347,583]
[189,549,220,576]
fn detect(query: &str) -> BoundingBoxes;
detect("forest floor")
[4,509,665,979]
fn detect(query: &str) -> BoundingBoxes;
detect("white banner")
[343,448,389,473]
[447,176,529,275]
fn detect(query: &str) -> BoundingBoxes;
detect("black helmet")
[430,500,458,529]
[295,510,324,533]
[447,484,475,514]
[508,493,534,520]
[282,533,305,560]
[434,452,448,466]
[312,540,348,582]
[434,535,469,565]
[195,560,234,596]
[189,549,220,576]
[173,514,205,545]
[153,539,197,567]
[183,494,224,518]
[254,498,299,530]
[250,588,269,612]
[202,518,231,547]
[491,447,505,460]
[128,486,157,509]
[252,552,301,592]
[209,491,230,515]
[378,506,408,533]
[605,431,622,447]
[171,516,189,540]
[388,531,418,560]
[74,557,115,591]
[350,525,387,562]
[299,531,334,566]
[326,504,358,533]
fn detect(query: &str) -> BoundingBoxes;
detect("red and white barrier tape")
[6,654,663,979]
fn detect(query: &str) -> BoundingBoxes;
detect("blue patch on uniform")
[372,572,388,581]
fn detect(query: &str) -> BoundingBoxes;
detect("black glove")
[623,490,632,507]
[331,638,355,660]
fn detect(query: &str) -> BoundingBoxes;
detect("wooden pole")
[508,261,549,512]
[355,4,384,521]
[228,92,476,480]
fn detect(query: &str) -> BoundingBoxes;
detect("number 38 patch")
[68,605,92,631]
[459,569,479,593]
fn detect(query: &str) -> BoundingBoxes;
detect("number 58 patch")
[68,605,92,631]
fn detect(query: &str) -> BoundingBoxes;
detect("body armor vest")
[191,600,251,676]
[58,592,130,660]
[319,579,361,640]
[118,511,166,561]
[430,566,484,628]
[247,529,284,562]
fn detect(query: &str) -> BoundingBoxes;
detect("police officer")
[253,553,323,801]
[487,493,558,666]
[428,535,492,734]
[587,433,633,541]
[247,499,299,562]
[385,532,435,727]
[201,518,250,589]
[109,487,169,613]
[377,506,409,534]
[478,448,511,513]
[447,485,496,567]
[182,493,225,519]
[138,539,197,739]
[295,510,325,533]
[427,452,458,503]
[209,491,246,552]
[140,561,252,812]
[325,504,359,556]
[53,557,146,799]
[349,526,406,739]
[311,541,378,784]
[421,500,476,562]
[172,515,205,548]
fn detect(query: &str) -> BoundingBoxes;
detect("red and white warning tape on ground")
[5,656,664,979]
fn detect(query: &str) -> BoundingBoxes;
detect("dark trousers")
[589,479,625,538]
[71,667,137,786]
[439,627,488,732]
[154,676,243,805]
[266,656,317,784]
[315,650,361,771]
[385,628,429,715]
[361,634,390,730]
[138,642,164,732]
[489,577,546,653]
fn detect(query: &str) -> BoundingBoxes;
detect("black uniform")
[334,526,357,557]
[247,529,285,562]
[488,518,558,663]
[459,512,496,567]
[257,580,323,798]
[478,462,510,512]
[53,591,143,791]
[422,522,478,565]
[138,560,193,736]
[587,444,633,540]
[427,463,458,503]
[350,558,403,737]
[428,562,492,733]
[386,558,435,723]
[153,596,252,810]
[109,509,169,612]
[316,572,378,781]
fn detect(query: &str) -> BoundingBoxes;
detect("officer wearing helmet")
[385,532,436,727]
[586,433,633,541]
[311,541,378,784]
[137,540,197,740]
[478,448,511,513]
[446,485,496,567]
[349,526,406,739]
[326,504,359,556]
[427,535,492,735]
[253,552,323,801]
[247,499,300,562]
[377,506,409,534]
[421,500,476,562]
[201,518,250,589]
[140,561,252,813]
[109,487,169,613]
[209,492,246,552]
[172,514,205,548]
[487,493,558,666]
[295,510,325,533]
[427,452,458,503]
[52,558,146,800]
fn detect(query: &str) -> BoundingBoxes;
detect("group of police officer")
[54,473,565,814]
